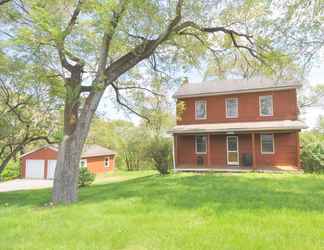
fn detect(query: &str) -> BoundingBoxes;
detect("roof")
[20,144,116,158]
[174,77,302,98]
[81,144,116,158]
[169,120,307,134]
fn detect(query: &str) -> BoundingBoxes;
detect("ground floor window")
[80,159,87,168]
[261,134,275,154]
[195,135,207,154]
[104,157,110,168]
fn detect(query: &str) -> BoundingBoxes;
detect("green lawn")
[0,171,324,250]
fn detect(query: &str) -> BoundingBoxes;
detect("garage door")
[26,160,45,179]
[47,160,57,179]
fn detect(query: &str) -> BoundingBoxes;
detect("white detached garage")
[25,160,45,179]
[20,146,58,180]
[20,144,116,179]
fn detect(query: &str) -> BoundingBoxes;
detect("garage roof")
[20,144,116,158]
[174,77,302,98]
[169,120,307,134]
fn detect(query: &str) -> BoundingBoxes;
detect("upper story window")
[104,157,110,168]
[260,134,275,154]
[225,98,238,118]
[195,100,207,120]
[259,95,273,116]
[195,135,207,154]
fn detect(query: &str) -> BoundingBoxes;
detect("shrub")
[301,141,324,173]
[301,133,324,173]
[0,160,20,181]
[78,167,95,187]
[147,138,172,175]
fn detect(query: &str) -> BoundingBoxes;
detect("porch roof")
[169,120,307,134]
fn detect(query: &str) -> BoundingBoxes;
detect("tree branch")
[110,82,149,121]
[95,1,127,83]
[0,0,10,6]
[62,0,83,40]
[116,85,164,97]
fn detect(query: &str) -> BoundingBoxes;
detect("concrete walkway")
[0,179,53,192]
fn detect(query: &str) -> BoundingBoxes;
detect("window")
[80,159,87,168]
[226,98,238,118]
[104,157,110,168]
[261,134,274,154]
[195,135,207,154]
[195,101,207,120]
[259,95,273,116]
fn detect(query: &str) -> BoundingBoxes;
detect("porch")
[170,121,306,171]
[174,165,302,173]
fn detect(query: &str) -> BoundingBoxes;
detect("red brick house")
[169,77,307,171]
[20,144,116,179]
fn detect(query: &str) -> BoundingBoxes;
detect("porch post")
[251,133,256,170]
[173,134,177,170]
[207,134,211,167]
[296,131,301,169]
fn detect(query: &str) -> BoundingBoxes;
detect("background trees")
[0,55,62,174]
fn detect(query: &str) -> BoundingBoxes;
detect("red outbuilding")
[20,144,116,179]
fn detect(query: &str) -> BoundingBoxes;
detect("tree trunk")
[52,91,104,204]
[52,134,83,203]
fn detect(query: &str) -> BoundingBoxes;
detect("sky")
[97,54,324,129]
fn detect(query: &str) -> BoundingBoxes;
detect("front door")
[227,136,239,165]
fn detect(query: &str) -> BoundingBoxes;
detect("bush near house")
[300,132,324,173]
[0,160,20,181]
[147,138,173,175]
[78,167,95,187]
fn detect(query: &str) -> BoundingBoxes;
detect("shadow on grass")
[1,173,324,213]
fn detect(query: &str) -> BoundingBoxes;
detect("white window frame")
[104,157,110,168]
[225,98,239,118]
[259,95,273,116]
[80,159,87,168]
[260,134,275,154]
[195,135,207,154]
[195,100,207,120]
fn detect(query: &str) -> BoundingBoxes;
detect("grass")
[0,171,324,250]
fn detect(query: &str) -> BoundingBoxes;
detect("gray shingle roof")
[169,120,307,134]
[174,77,302,98]
[20,144,116,158]
[81,144,116,158]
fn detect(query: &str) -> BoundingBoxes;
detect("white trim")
[259,95,273,116]
[225,97,239,118]
[195,100,207,120]
[80,159,87,168]
[260,134,275,154]
[195,135,207,154]
[174,86,300,99]
[226,136,239,165]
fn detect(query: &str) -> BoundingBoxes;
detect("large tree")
[1,0,323,203]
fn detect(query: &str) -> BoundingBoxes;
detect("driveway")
[0,179,53,192]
